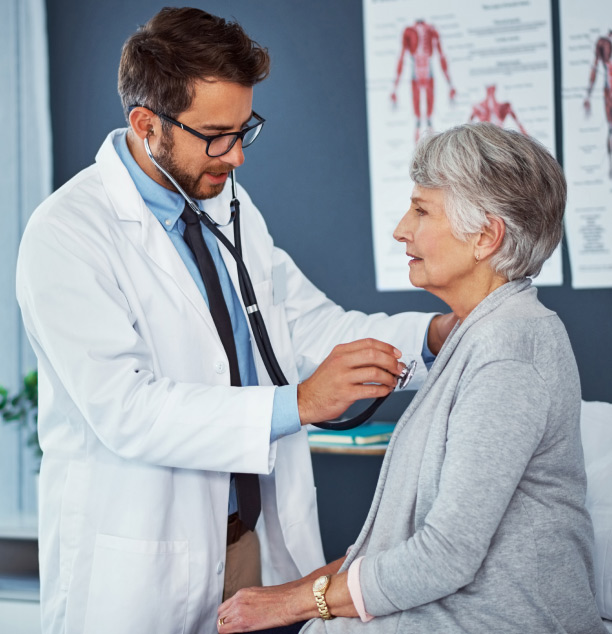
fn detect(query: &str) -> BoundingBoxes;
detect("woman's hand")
[217,567,359,632]
[217,558,356,632]
[217,580,314,633]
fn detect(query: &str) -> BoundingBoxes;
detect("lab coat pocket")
[83,533,189,634]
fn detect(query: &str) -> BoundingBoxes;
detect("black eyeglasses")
[157,111,265,158]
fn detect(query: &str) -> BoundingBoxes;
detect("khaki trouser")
[223,519,262,601]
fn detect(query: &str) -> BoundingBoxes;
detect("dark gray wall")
[46,0,612,559]
[46,0,611,410]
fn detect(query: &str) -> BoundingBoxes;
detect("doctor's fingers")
[313,365,402,405]
[329,344,405,378]
[346,364,406,390]
[332,337,402,360]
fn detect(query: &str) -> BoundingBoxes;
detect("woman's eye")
[415,207,426,216]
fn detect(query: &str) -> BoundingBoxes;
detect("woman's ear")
[128,107,157,140]
[476,215,505,261]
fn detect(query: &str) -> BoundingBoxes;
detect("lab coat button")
[215,361,226,374]
[216,561,224,574]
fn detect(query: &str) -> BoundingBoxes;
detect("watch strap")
[313,575,335,620]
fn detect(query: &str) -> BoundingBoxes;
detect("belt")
[227,512,250,546]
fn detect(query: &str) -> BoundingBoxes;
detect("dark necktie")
[181,203,261,531]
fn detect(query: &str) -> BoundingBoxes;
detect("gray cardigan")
[303,279,605,634]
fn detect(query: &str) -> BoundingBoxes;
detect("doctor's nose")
[221,140,245,169]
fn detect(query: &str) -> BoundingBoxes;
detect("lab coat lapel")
[139,209,217,327]
[95,130,219,334]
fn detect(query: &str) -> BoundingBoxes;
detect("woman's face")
[393,185,479,299]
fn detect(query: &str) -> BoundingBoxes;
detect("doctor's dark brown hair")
[118,6,270,122]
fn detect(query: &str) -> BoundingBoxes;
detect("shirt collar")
[113,130,185,231]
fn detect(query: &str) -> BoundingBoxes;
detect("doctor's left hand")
[297,338,404,425]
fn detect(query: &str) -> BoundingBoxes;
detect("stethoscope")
[144,137,416,430]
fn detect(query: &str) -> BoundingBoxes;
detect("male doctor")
[16,7,453,634]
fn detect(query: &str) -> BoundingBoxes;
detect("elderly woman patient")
[217,123,606,634]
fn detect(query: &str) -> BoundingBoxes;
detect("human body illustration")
[584,30,612,178]
[469,85,527,135]
[390,19,456,141]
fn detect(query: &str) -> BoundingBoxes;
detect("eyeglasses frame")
[157,111,265,157]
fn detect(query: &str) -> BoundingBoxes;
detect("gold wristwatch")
[312,575,335,620]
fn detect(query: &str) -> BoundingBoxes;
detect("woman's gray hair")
[410,123,566,280]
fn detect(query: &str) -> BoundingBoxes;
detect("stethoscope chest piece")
[397,360,417,390]
[144,135,415,431]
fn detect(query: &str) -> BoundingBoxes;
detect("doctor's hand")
[297,338,404,425]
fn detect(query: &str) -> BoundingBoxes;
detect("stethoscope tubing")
[144,136,408,430]
[201,191,411,431]
[201,203,290,389]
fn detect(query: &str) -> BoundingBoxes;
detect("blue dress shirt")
[114,132,300,512]
[114,132,435,435]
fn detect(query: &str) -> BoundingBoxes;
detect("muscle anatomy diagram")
[469,85,528,134]
[584,31,612,178]
[390,19,456,141]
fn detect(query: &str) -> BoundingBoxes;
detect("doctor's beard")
[154,130,230,201]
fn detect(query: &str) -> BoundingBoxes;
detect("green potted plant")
[0,370,40,466]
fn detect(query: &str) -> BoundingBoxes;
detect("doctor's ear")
[129,107,157,140]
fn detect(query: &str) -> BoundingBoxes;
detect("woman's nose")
[393,211,412,242]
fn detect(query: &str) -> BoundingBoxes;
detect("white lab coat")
[16,129,433,634]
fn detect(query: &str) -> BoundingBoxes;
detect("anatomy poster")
[363,0,560,290]
[560,0,612,289]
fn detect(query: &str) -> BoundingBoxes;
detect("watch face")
[313,576,328,591]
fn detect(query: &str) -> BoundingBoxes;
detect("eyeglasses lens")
[242,124,263,148]
[207,122,263,157]
[208,136,235,157]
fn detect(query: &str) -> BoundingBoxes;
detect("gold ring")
[218,617,225,626]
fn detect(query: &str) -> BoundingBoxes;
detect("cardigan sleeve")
[359,359,550,615]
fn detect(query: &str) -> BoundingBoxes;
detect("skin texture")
[427,312,458,355]
[393,186,507,322]
[217,557,359,632]
[217,186,509,632]
[127,79,252,200]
